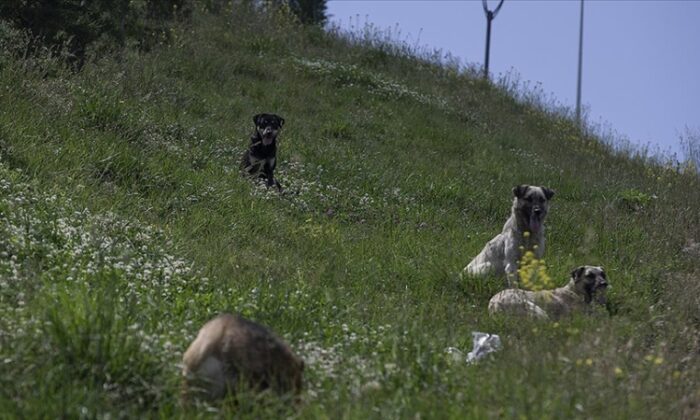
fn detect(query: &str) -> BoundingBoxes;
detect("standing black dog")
[240,113,285,190]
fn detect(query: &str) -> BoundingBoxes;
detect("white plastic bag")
[445,332,502,364]
[466,331,502,363]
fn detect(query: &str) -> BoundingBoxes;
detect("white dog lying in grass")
[488,265,609,320]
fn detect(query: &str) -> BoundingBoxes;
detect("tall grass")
[0,4,698,418]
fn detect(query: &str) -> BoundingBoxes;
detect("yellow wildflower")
[517,248,553,291]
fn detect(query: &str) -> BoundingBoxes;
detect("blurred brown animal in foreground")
[182,313,304,401]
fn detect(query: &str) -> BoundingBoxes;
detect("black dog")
[240,113,284,190]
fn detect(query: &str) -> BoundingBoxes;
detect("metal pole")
[575,0,584,127]
[484,12,492,79]
[482,0,505,80]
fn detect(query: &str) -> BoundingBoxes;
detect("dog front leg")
[264,160,282,191]
[534,237,546,259]
[504,265,518,288]
[504,246,519,288]
[263,160,275,186]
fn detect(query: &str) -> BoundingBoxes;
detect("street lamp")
[576,0,585,127]
[482,0,505,80]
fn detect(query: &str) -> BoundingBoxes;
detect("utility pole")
[482,0,505,80]
[575,0,584,127]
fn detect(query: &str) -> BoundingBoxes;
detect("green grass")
[1,5,699,418]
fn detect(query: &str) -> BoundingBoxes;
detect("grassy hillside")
[1,5,699,418]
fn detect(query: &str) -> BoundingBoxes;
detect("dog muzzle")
[529,212,543,233]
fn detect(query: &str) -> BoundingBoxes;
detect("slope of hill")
[1,5,698,418]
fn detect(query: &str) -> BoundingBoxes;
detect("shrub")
[0,0,190,65]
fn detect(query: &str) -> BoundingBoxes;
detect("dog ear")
[542,187,555,200]
[513,185,529,199]
[253,114,263,126]
[571,266,586,282]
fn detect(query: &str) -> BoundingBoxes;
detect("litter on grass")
[445,332,502,364]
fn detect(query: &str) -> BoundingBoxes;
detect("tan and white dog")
[182,313,304,401]
[488,265,609,320]
[464,185,554,285]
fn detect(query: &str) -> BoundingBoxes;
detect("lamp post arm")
[492,0,505,18]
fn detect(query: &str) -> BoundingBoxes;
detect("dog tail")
[240,150,250,171]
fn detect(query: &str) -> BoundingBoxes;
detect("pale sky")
[327,0,700,158]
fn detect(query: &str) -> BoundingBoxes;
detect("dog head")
[571,265,609,305]
[253,113,284,146]
[513,185,555,234]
